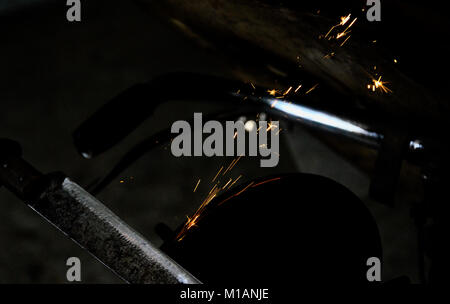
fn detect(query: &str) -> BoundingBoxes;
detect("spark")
[336,31,350,39]
[228,175,242,190]
[336,17,357,39]
[178,183,221,240]
[268,85,299,101]
[252,177,282,188]
[344,17,357,32]
[324,14,353,39]
[222,178,233,190]
[212,166,223,182]
[324,27,335,39]
[369,76,392,93]
[323,52,335,59]
[340,14,351,26]
[266,121,278,132]
[284,86,293,95]
[178,151,249,241]
[223,157,238,176]
[205,188,219,206]
[325,14,351,38]
[208,183,218,195]
[218,177,283,208]
[233,182,255,197]
[186,215,199,230]
[193,179,201,192]
[219,182,255,206]
[267,89,277,96]
[229,155,243,173]
[305,83,319,94]
[340,35,351,47]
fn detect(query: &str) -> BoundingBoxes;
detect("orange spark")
[305,84,319,94]
[370,76,392,93]
[228,175,242,190]
[193,179,201,192]
[340,35,351,47]
[212,166,223,182]
[267,89,277,96]
[284,86,293,95]
[324,14,352,38]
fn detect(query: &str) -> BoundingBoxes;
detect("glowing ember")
[193,179,201,193]
[325,14,351,38]
[177,156,246,241]
[340,14,351,26]
[368,76,392,93]
[284,86,293,95]
[267,89,277,96]
[324,14,355,40]
[340,35,351,47]
[305,84,319,94]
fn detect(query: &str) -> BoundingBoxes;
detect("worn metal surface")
[1,137,198,284]
[26,177,200,284]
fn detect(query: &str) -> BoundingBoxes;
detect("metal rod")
[0,140,200,284]
[73,72,385,159]
[33,177,200,284]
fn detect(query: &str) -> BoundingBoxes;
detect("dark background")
[0,0,442,283]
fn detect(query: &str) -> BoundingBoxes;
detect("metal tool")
[0,138,200,284]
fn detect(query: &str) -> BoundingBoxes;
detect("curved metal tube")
[74,72,384,159]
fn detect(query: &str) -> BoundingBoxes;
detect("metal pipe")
[251,94,383,147]
[73,72,385,159]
